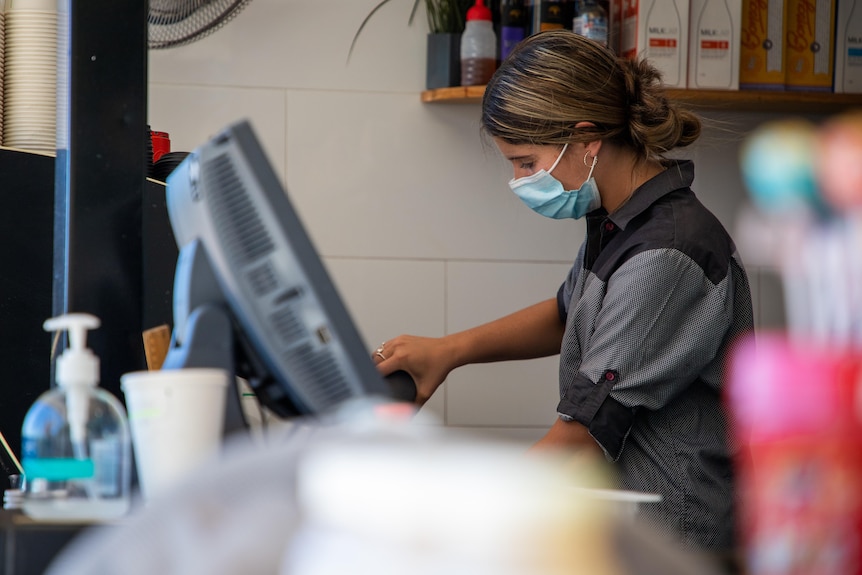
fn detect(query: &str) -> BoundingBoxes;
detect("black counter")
[0,508,745,575]
[0,510,91,575]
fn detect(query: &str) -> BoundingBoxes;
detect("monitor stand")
[161,240,247,436]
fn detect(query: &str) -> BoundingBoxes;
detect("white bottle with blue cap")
[21,313,131,521]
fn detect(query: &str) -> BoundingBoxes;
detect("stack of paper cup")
[54,0,67,149]
[0,5,6,145]
[2,0,57,152]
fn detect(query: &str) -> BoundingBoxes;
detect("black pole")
[54,0,148,399]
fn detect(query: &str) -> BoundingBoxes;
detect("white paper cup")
[120,368,229,501]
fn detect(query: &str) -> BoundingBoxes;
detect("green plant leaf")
[427,0,472,33]
[348,0,398,63]
[408,0,422,24]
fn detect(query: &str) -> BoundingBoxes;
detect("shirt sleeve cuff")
[557,371,636,461]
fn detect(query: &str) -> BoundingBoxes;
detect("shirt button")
[605,371,616,381]
[604,222,615,232]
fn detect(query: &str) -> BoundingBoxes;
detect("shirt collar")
[597,160,695,230]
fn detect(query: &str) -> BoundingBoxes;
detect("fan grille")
[148,0,253,50]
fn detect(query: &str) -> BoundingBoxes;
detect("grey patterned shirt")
[555,160,754,552]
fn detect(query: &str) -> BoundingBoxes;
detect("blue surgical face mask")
[508,143,601,220]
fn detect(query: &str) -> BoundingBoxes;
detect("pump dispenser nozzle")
[44,313,101,388]
[43,313,101,447]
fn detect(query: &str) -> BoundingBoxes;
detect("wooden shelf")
[421,85,862,114]
[0,145,56,157]
[665,89,862,114]
[420,85,488,103]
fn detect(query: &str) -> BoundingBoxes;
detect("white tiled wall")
[148,0,806,446]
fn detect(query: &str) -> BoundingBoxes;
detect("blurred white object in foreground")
[44,399,719,575]
[286,418,616,575]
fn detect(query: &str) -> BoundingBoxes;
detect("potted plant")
[350,0,473,90]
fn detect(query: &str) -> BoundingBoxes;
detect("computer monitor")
[161,119,414,427]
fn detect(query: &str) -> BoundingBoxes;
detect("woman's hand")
[373,335,455,406]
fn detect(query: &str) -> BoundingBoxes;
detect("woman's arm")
[531,417,604,457]
[376,297,565,404]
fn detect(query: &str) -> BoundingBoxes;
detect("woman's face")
[493,138,585,189]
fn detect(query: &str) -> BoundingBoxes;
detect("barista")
[373,31,754,552]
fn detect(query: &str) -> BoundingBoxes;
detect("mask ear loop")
[547,143,569,174]
[584,150,598,179]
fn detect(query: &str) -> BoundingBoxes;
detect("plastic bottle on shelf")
[500,0,527,61]
[529,0,576,34]
[573,0,609,46]
[461,0,498,86]
[21,313,131,521]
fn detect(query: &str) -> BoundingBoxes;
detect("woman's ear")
[574,121,602,158]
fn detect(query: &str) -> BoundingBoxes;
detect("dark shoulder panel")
[591,189,734,285]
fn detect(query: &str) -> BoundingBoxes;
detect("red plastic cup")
[150,130,171,163]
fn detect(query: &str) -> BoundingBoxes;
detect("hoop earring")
[583,150,598,168]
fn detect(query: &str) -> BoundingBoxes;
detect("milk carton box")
[834,0,862,93]
[688,0,742,88]
[621,0,690,87]
[784,0,835,91]
[739,0,786,89]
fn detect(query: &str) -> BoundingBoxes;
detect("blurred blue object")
[740,119,828,217]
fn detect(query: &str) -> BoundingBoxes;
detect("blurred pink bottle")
[728,334,862,575]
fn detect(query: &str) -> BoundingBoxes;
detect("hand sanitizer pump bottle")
[21,313,131,521]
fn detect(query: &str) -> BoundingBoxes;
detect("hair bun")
[617,56,700,157]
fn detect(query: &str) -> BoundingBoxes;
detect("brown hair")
[481,30,701,161]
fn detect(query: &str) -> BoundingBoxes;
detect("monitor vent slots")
[206,152,275,267]
[283,343,352,406]
[269,305,305,346]
[246,261,279,297]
